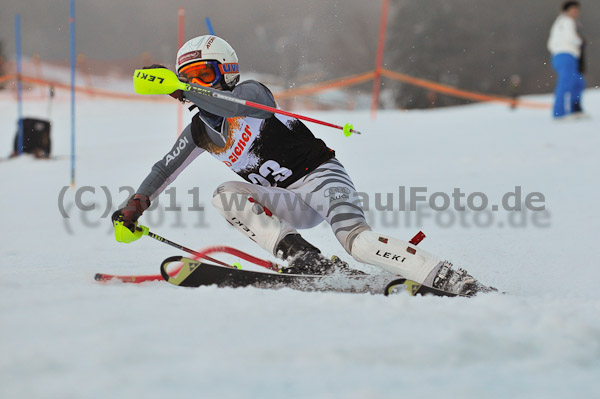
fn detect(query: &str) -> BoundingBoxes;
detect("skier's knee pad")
[211,191,296,256]
[350,230,440,284]
[213,181,254,197]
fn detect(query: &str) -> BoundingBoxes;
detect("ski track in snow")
[1,84,599,398]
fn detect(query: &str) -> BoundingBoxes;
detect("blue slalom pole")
[205,17,215,35]
[15,14,23,156]
[69,0,76,186]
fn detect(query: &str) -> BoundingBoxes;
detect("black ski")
[160,256,462,297]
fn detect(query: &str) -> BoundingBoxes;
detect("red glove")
[111,194,150,232]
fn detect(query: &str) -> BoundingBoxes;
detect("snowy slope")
[1,87,599,399]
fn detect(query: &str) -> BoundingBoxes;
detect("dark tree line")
[384,0,599,108]
[1,0,597,108]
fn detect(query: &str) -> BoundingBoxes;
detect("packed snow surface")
[1,84,599,398]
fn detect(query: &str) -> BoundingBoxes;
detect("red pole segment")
[178,7,185,46]
[370,0,390,120]
[94,245,284,283]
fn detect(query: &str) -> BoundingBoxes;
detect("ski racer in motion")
[112,35,495,296]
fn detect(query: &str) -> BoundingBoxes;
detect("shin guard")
[212,192,296,256]
[350,230,440,284]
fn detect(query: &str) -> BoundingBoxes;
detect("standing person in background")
[547,1,586,120]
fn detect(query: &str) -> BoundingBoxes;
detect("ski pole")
[132,68,362,137]
[136,225,232,268]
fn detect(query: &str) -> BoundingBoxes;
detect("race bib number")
[249,160,293,187]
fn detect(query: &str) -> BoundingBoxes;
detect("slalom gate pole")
[93,226,284,283]
[15,14,23,156]
[140,227,281,271]
[137,225,232,268]
[370,0,390,120]
[205,17,215,35]
[69,0,76,187]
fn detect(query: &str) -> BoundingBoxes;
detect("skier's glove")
[111,194,150,243]
[143,64,185,102]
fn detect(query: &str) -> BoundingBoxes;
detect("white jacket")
[547,14,582,57]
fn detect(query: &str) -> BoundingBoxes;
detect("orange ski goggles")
[178,61,221,87]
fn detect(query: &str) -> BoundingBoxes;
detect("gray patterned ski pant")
[213,158,370,253]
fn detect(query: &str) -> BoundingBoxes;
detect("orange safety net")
[0,69,551,109]
[0,74,172,103]
[380,69,550,109]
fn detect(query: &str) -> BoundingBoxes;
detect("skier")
[112,35,492,296]
[547,1,586,119]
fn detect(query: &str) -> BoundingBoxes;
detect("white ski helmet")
[176,35,240,90]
